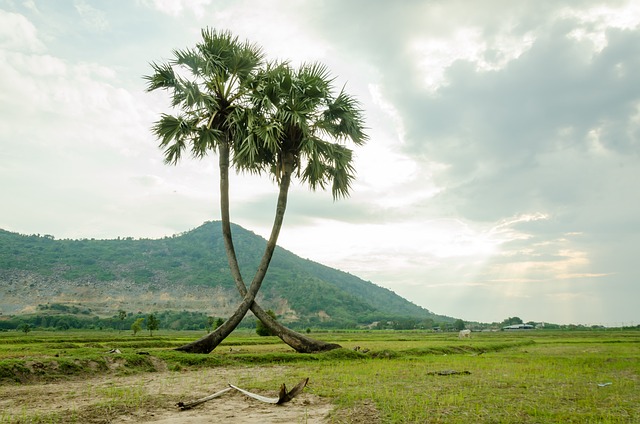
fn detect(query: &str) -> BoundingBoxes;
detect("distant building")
[503,324,535,330]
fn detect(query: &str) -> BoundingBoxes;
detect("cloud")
[0,9,205,239]
[389,17,640,228]
[410,26,535,92]
[141,0,214,18]
[73,0,109,32]
[0,9,44,52]
[562,1,640,52]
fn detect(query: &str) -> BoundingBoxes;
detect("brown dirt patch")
[0,366,335,423]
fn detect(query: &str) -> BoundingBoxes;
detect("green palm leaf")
[144,28,264,166]
[239,60,367,198]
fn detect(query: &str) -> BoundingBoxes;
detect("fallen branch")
[176,378,309,410]
[427,370,471,376]
[177,387,233,410]
[230,383,279,404]
[230,378,309,405]
[278,377,309,404]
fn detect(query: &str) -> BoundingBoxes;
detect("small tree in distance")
[205,317,225,332]
[131,318,144,336]
[206,316,215,332]
[256,310,277,336]
[147,314,159,336]
[501,317,524,327]
[118,310,127,333]
[454,319,466,331]
[214,317,224,329]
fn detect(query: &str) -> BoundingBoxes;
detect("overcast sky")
[1,0,639,326]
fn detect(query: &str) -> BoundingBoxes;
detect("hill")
[0,222,453,328]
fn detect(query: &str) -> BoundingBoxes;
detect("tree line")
[0,310,228,333]
[0,309,454,333]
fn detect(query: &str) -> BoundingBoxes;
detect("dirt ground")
[0,366,339,423]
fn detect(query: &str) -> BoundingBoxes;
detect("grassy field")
[0,329,638,423]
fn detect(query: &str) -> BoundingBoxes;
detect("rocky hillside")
[0,222,453,327]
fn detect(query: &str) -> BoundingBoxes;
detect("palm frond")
[172,47,204,77]
[229,40,264,82]
[321,89,368,145]
[330,160,356,199]
[301,153,329,192]
[152,114,192,144]
[170,77,206,109]
[192,127,223,158]
[152,114,195,164]
[144,62,177,92]
[323,142,356,199]
[298,139,356,199]
[299,62,333,88]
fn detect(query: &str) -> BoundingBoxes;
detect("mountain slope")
[0,222,453,326]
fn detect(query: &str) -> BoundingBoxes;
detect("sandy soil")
[0,366,336,423]
[127,392,333,424]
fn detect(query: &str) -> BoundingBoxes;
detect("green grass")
[0,329,638,423]
[313,344,637,422]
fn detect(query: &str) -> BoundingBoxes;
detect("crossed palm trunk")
[175,145,341,353]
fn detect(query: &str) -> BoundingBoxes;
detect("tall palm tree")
[171,60,368,354]
[220,61,368,349]
[145,29,346,353]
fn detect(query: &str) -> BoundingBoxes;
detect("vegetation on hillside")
[0,222,453,329]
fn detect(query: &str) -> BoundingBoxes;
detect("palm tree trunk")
[224,222,340,352]
[248,303,341,352]
[218,147,340,352]
[176,148,340,353]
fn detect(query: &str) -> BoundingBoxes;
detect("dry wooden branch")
[277,377,309,404]
[177,387,233,410]
[230,383,280,404]
[176,378,309,410]
[230,377,309,405]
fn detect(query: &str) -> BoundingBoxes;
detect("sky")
[1,0,639,326]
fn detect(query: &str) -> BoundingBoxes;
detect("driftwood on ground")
[277,377,309,404]
[231,377,309,404]
[177,387,233,410]
[177,378,309,410]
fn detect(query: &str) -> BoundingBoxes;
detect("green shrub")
[255,310,277,337]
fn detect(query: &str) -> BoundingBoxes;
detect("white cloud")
[142,0,213,18]
[0,9,44,52]
[411,26,535,92]
[563,1,640,53]
[23,0,40,14]
[275,214,534,286]
[368,83,406,144]
[73,0,109,32]
[208,0,331,65]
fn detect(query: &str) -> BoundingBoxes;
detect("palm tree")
[145,29,351,353]
[219,61,368,350]
[171,59,368,354]
[238,61,368,198]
